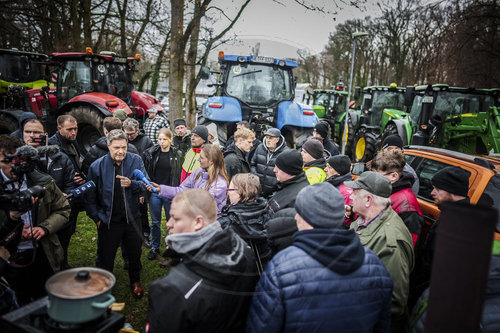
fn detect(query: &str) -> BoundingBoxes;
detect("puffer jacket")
[143,144,183,186]
[223,143,250,181]
[36,145,75,194]
[411,253,500,333]
[218,197,272,267]
[0,169,70,273]
[303,158,327,184]
[247,228,393,333]
[86,152,146,226]
[146,227,258,333]
[268,172,309,213]
[81,136,139,174]
[159,167,228,214]
[129,131,153,153]
[250,137,287,197]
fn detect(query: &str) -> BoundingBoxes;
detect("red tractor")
[24,47,163,151]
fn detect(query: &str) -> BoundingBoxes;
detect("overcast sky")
[227,0,382,55]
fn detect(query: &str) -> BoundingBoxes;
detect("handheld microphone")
[66,181,96,200]
[133,169,156,192]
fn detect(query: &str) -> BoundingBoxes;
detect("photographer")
[0,135,70,305]
[23,118,76,269]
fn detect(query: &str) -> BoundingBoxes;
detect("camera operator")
[24,118,76,269]
[0,134,70,305]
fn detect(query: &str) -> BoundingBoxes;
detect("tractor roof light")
[390,83,397,88]
[86,47,92,54]
[135,53,141,60]
[278,60,286,66]
[237,56,246,62]
[218,51,224,58]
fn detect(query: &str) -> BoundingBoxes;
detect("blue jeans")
[149,192,171,250]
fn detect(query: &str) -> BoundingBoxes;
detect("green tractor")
[351,84,408,162]
[407,84,500,154]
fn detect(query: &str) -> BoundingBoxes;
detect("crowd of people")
[0,112,498,333]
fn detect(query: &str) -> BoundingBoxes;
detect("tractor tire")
[0,113,19,135]
[353,127,379,162]
[339,118,356,157]
[283,126,313,149]
[381,123,400,148]
[67,106,105,154]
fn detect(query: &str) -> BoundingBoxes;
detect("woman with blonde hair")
[219,173,272,273]
[142,127,183,259]
[149,143,229,215]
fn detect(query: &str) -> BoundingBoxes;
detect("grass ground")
[67,212,167,330]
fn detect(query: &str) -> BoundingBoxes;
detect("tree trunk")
[151,34,170,96]
[82,0,92,47]
[185,0,202,129]
[169,0,186,124]
[116,0,128,56]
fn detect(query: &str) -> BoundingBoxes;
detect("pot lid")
[46,267,116,299]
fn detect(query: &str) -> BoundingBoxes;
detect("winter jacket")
[129,131,153,154]
[351,206,415,330]
[411,253,500,333]
[323,137,339,156]
[146,227,258,333]
[266,208,297,255]
[86,152,147,226]
[225,137,260,164]
[181,146,201,183]
[223,143,250,181]
[48,132,83,172]
[404,163,420,196]
[247,228,393,333]
[390,172,424,247]
[142,144,183,187]
[218,197,272,267]
[0,169,70,273]
[250,137,287,197]
[326,173,354,224]
[36,145,75,194]
[81,136,139,174]
[159,167,228,214]
[268,172,309,213]
[173,133,191,154]
[303,158,327,184]
[143,114,169,144]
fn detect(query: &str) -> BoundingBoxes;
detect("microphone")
[66,181,96,200]
[133,169,156,192]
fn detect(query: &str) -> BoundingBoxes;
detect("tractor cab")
[359,84,406,127]
[52,48,139,106]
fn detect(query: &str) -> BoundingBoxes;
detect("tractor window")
[58,61,92,103]
[108,63,133,100]
[0,54,44,83]
[409,95,423,127]
[225,63,292,107]
[433,91,495,117]
[370,91,406,124]
[315,93,330,107]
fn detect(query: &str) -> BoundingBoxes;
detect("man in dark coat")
[268,149,309,213]
[247,182,393,333]
[250,128,288,197]
[313,120,339,156]
[224,127,255,181]
[146,189,258,333]
[172,118,191,153]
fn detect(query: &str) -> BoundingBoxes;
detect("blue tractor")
[199,52,318,147]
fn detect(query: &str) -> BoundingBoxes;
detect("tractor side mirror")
[351,162,368,176]
[354,87,361,100]
[200,66,211,80]
[404,86,415,107]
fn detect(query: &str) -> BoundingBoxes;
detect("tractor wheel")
[353,127,379,162]
[339,118,356,157]
[381,123,400,148]
[283,126,313,149]
[67,106,105,154]
[0,113,19,135]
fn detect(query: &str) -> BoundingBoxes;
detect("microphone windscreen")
[133,169,145,179]
[16,145,39,158]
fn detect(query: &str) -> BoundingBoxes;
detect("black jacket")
[268,172,309,213]
[142,144,183,187]
[36,145,75,194]
[129,131,153,154]
[224,144,250,181]
[218,197,272,266]
[323,137,339,156]
[146,227,258,333]
[250,137,287,197]
[48,132,83,172]
[81,136,139,174]
[173,134,191,154]
[266,207,297,255]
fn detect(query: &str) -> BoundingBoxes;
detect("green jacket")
[0,170,70,273]
[351,206,414,318]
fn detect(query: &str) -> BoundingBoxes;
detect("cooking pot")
[45,267,116,324]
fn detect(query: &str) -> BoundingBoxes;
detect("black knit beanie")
[174,118,186,128]
[431,166,471,197]
[382,134,403,149]
[275,149,303,175]
[314,122,329,139]
[302,139,324,160]
[327,155,351,175]
[191,125,208,142]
